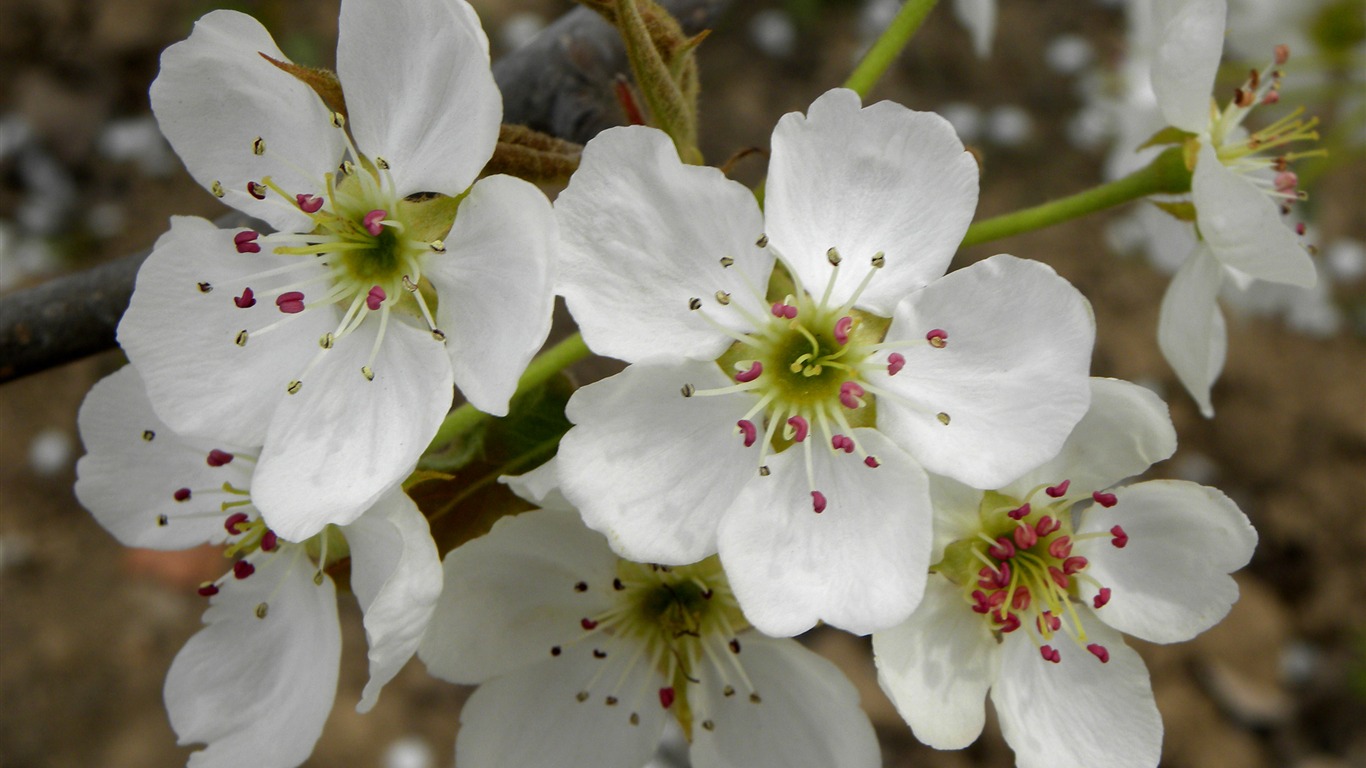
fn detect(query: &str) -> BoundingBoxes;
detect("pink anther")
[1092,491,1118,508]
[770,302,798,319]
[1086,643,1111,664]
[838,381,865,409]
[260,530,279,552]
[1274,171,1299,193]
[736,420,757,448]
[831,434,855,453]
[1040,645,1061,664]
[173,487,192,502]
[1045,479,1071,498]
[735,361,763,382]
[366,285,386,311]
[926,328,948,348]
[1296,222,1307,236]
[863,456,879,468]
[1093,587,1112,609]
[1261,90,1281,105]
[979,562,1010,590]
[197,583,220,597]
[1047,536,1073,559]
[1035,516,1061,536]
[1040,611,1062,632]
[233,559,255,579]
[224,512,250,534]
[276,291,306,314]
[811,491,827,514]
[833,316,854,345]
[206,449,234,467]
[970,590,992,614]
[1048,566,1069,589]
[1274,44,1290,65]
[580,618,599,630]
[986,589,1007,609]
[295,194,324,213]
[234,287,257,309]
[247,181,267,200]
[886,352,906,376]
[1062,556,1089,575]
[659,687,676,709]
[363,209,388,236]
[1014,522,1038,550]
[998,612,1022,633]
[787,415,810,442]
[1110,525,1129,548]
[988,537,1016,561]
[234,230,261,253]
[1012,586,1032,611]
[1007,503,1031,520]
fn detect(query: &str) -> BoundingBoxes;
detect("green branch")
[843,0,940,98]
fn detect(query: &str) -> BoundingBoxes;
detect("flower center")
[935,481,1129,665]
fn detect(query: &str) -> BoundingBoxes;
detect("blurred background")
[1,0,1363,766]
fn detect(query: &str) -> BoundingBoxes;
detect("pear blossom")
[118,0,556,541]
[75,366,442,768]
[872,378,1257,768]
[553,88,1095,637]
[1150,0,1319,415]
[417,465,881,768]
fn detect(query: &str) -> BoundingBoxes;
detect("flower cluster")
[65,0,1311,766]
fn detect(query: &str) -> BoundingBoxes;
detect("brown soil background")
[1,1,1363,766]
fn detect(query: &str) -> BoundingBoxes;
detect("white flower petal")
[500,456,573,512]
[690,635,881,768]
[555,125,772,363]
[454,642,667,768]
[1001,377,1177,498]
[1078,479,1255,644]
[149,10,340,232]
[718,428,931,636]
[1151,0,1226,133]
[1193,145,1317,287]
[872,254,1095,489]
[75,366,246,549]
[343,488,442,712]
[992,618,1161,768]
[419,508,617,684]
[558,360,757,565]
[766,89,979,315]
[166,548,340,768]
[447,0,491,58]
[424,174,556,416]
[927,474,987,563]
[117,216,338,447]
[1158,244,1226,418]
[872,576,1000,750]
[251,318,453,541]
[952,0,998,57]
[338,0,500,197]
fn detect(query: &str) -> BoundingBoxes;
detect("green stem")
[960,146,1192,248]
[425,332,591,453]
[843,0,940,98]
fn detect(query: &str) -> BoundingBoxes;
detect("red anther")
[233,230,261,253]
[998,612,1022,633]
[988,536,1016,561]
[1040,645,1061,663]
[812,491,827,514]
[831,434,855,453]
[1047,536,1073,559]
[833,316,854,345]
[1062,556,1089,575]
[1035,516,1060,536]
[770,302,798,319]
[1274,44,1290,65]
[887,352,906,376]
[233,559,255,579]
[1013,522,1038,550]
[1275,171,1299,192]
[736,419,757,448]
[366,285,386,311]
[1110,525,1129,548]
[1040,611,1062,632]
[1007,503,1031,520]
[197,583,220,597]
[839,381,865,409]
[1296,222,1307,236]
[658,687,676,709]
[977,562,1008,590]
[363,209,388,236]
[173,487,192,502]
[580,618,599,630]
[1048,566,1069,589]
[993,562,1012,589]
[1093,587,1112,609]
[296,194,324,213]
[971,590,992,613]
[247,181,267,200]
[1261,90,1281,105]
[735,361,763,383]
[276,291,306,314]
[224,512,250,534]
[207,449,234,467]
[234,287,257,309]
[1012,586,1032,611]
[1045,479,1071,498]
[926,329,948,348]
[260,531,279,552]
[1087,644,1111,664]
[986,589,1007,608]
[863,456,879,468]
[1092,491,1118,508]
[787,415,810,442]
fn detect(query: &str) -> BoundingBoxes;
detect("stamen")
[206,449,234,467]
[1109,525,1129,548]
[926,329,948,348]
[736,420,758,448]
[838,381,865,410]
[786,415,809,442]
[659,687,676,709]
[234,230,261,253]
[234,288,257,309]
[770,302,798,319]
[1045,480,1071,498]
[811,491,827,514]
[276,291,306,314]
[1086,644,1110,663]
[366,285,386,311]
[1008,503,1031,520]
[247,181,267,200]
[833,316,853,345]
[363,209,387,236]
[233,559,255,579]
[173,488,191,502]
[734,361,763,383]
[887,353,905,376]
[197,583,219,597]
[296,194,324,213]
[1092,587,1112,609]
